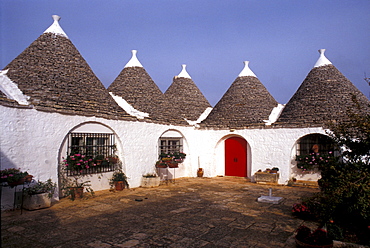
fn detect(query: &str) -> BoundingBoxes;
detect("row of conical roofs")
[1,15,369,129]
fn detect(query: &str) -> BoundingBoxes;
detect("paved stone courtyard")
[1,177,320,247]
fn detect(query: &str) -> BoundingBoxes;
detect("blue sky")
[1,0,369,106]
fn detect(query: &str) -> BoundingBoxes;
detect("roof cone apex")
[238,61,257,77]
[177,64,191,79]
[124,50,143,68]
[314,49,332,68]
[43,15,68,38]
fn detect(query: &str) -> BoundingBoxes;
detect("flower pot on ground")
[68,187,84,199]
[295,225,333,248]
[197,168,204,177]
[23,179,56,210]
[141,173,160,188]
[23,193,51,210]
[110,170,129,191]
[59,166,94,201]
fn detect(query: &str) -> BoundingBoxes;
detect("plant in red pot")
[295,225,333,248]
[109,170,129,191]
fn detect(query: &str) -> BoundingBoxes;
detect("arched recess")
[290,133,338,181]
[58,122,123,195]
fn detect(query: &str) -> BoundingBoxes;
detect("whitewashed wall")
[1,105,326,209]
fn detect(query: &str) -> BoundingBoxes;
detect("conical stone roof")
[277,49,370,127]
[163,64,211,122]
[201,61,278,129]
[108,50,168,122]
[1,15,135,120]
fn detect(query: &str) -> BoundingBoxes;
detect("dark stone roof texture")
[276,64,370,127]
[201,76,278,128]
[164,77,211,121]
[2,33,135,120]
[108,67,190,125]
[108,66,163,114]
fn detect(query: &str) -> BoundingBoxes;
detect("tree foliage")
[306,95,370,244]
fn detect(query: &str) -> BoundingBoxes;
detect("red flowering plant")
[157,152,186,168]
[0,168,29,185]
[292,202,312,219]
[63,153,95,172]
[296,151,338,172]
[295,225,333,246]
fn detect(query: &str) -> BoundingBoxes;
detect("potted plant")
[109,170,129,191]
[141,173,160,188]
[271,167,279,173]
[0,168,30,187]
[155,160,168,168]
[59,166,94,200]
[23,179,56,210]
[107,144,119,164]
[295,225,333,248]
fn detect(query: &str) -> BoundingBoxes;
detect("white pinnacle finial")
[124,50,143,68]
[43,15,68,38]
[238,61,257,77]
[314,49,332,68]
[177,64,191,79]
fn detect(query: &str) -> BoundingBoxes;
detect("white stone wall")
[1,105,326,209]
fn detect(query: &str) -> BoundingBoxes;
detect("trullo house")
[1,15,369,209]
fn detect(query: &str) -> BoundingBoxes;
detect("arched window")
[63,123,118,176]
[159,130,184,155]
[297,134,337,156]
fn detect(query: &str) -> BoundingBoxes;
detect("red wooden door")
[225,137,247,177]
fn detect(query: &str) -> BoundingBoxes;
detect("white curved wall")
[1,105,326,209]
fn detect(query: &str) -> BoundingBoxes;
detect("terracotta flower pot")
[114,181,125,191]
[197,168,204,177]
[295,237,333,248]
[8,178,26,187]
[69,187,84,199]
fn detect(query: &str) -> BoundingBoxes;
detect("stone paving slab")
[2,177,321,247]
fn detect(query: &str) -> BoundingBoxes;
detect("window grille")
[66,133,116,175]
[297,134,337,155]
[159,138,183,155]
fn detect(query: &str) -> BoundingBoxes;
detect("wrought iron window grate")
[66,133,116,176]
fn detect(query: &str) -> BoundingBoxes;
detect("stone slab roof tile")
[201,76,278,128]
[2,33,135,121]
[277,64,370,127]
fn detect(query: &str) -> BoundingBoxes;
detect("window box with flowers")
[63,153,116,176]
[156,152,186,168]
[296,152,338,172]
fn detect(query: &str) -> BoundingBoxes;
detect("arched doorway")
[225,137,248,177]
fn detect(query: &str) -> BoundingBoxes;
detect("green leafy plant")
[59,166,94,200]
[109,170,129,188]
[296,96,370,245]
[23,179,56,198]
